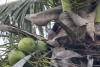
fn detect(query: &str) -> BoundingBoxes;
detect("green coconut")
[18,38,36,53]
[8,50,25,65]
[37,40,47,51]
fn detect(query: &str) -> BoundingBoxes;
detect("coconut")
[8,50,25,65]
[18,38,36,53]
[37,40,47,51]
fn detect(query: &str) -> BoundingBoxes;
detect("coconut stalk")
[61,0,71,12]
[95,0,100,23]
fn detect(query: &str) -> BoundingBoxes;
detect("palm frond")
[0,0,57,64]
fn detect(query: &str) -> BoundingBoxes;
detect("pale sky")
[0,0,18,6]
[0,37,4,45]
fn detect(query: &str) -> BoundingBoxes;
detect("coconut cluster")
[7,37,47,66]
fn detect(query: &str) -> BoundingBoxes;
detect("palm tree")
[0,0,52,67]
[0,0,100,67]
